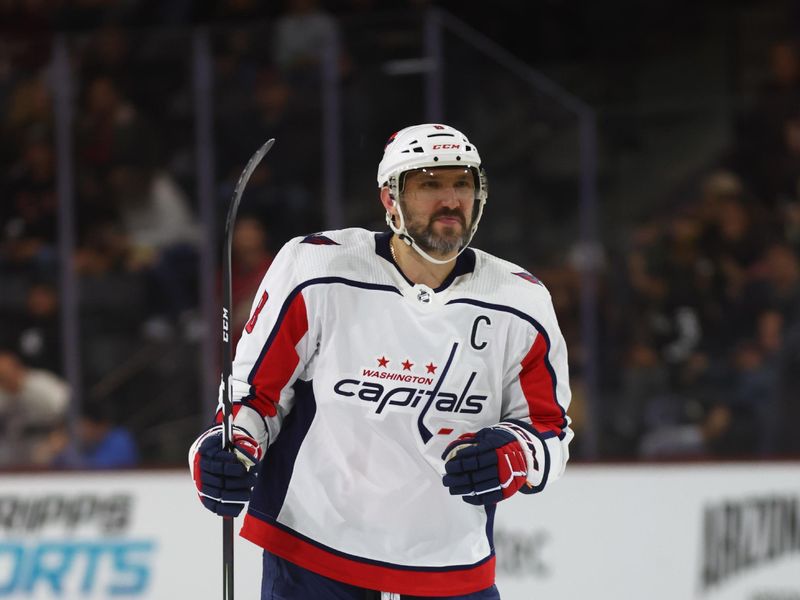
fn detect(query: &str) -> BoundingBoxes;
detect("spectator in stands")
[76,74,157,179]
[615,338,670,456]
[734,39,800,205]
[771,109,800,203]
[740,243,800,330]
[698,185,771,345]
[100,140,201,330]
[111,162,201,330]
[273,0,338,74]
[2,73,52,149]
[79,27,135,97]
[0,281,61,374]
[759,40,800,137]
[624,213,706,375]
[77,25,192,176]
[0,351,69,467]
[630,169,800,460]
[107,159,200,259]
[215,66,318,242]
[776,315,800,454]
[702,339,778,457]
[74,218,135,275]
[696,171,745,231]
[71,218,151,383]
[76,25,141,108]
[703,193,765,279]
[779,141,800,252]
[763,243,800,323]
[213,29,262,121]
[1,127,56,270]
[47,400,139,469]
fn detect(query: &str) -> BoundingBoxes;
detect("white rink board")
[0,464,798,599]
[493,463,800,600]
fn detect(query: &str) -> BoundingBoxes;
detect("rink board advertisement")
[0,464,798,599]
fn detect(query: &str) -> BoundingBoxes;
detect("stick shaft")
[220,138,275,600]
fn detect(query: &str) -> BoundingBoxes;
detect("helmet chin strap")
[385,198,485,266]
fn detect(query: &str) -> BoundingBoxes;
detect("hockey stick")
[220,138,275,600]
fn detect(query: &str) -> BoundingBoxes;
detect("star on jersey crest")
[401,360,413,371]
[377,356,389,368]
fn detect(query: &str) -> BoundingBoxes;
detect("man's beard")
[403,205,471,255]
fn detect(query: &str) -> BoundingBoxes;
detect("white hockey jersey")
[222,228,573,596]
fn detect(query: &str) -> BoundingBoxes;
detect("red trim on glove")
[232,431,263,464]
[192,446,204,494]
[496,441,527,499]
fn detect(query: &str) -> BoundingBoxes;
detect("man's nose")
[439,187,461,207]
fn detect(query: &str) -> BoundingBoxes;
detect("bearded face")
[398,167,476,256]
[401,203,470,255]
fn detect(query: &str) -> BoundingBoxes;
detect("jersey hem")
[240,514,496,596]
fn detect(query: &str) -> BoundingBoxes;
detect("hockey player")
[190,124,573,599]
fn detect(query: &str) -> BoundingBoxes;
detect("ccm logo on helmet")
[432,144,460,150]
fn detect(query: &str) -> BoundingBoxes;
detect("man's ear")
[380,186,396,213]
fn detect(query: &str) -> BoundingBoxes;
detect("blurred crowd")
[0,0,342,467]
[595,39,800,459]
[1,1,799,467]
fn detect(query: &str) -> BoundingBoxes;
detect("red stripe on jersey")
[519,333,563,436]
[249,292,309,417]
[240,516,495,596]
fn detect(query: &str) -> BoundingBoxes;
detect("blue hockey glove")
[442,427,529,506]
[189,425,263,517]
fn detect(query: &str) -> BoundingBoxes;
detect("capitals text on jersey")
[333,369,486,418]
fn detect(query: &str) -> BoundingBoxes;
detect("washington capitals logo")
[332,343,486,444]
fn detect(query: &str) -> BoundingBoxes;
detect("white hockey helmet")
[377,123,488,264]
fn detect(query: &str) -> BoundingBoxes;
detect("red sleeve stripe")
[519,333,566,436]
[214,402,243,425]
[246,292,309,418]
